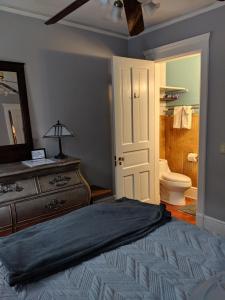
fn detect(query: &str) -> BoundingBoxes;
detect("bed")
[1,216,225,300]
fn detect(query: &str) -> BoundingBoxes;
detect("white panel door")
[112,56,159,204]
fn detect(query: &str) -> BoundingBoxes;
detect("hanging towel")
[173,106,183,128]
[182,106,192,129]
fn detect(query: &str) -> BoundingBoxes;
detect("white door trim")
[144,33,210,228]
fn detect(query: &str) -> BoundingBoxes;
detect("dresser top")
[0,157,80,180]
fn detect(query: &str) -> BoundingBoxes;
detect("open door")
[112,56,159,204]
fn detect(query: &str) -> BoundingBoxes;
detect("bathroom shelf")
[160,86,188,93]
[160,86,188,101]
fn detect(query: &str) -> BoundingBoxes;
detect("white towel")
[173,106,183,129]
[182,106,192,129]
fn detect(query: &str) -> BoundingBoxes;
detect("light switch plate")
[220,144,225,154]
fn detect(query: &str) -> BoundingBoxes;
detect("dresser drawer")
[0,205,12,228]
[0,179,37,203]
[38,171,81,193]
[15,187,89,223]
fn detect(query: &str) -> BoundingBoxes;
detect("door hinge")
[114,156,117,167]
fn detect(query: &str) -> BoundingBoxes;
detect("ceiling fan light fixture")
[99,0,110,6]
[143,1,160,16]
[111,0,123,22]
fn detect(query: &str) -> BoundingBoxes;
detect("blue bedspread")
[0,199,170,286]
[1,220,225,300]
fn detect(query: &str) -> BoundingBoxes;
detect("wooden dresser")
[0,158,91,236]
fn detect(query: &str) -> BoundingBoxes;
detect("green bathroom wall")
[166,55,201,107]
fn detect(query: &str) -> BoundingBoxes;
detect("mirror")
[0,71,25,146]
[0,61,33,164]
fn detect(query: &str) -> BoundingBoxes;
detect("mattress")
[1,219,225,300]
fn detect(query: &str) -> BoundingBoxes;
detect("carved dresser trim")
[0,157,91,236]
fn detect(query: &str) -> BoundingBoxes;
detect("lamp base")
[54,153,67,160]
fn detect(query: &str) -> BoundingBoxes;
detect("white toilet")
[159,159,192,206]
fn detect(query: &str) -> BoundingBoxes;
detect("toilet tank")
[159,159,170,176]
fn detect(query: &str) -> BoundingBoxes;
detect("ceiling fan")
[45,0,161,37]
[0,72,18,95]
[45,0,225,37]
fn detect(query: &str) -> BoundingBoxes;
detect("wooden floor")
[161,198,196,225]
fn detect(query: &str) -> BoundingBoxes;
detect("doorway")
[112,34,209,228]
[157,54,201,224]
[144,33,210,227]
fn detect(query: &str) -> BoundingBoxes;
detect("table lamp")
[43,120,74,159]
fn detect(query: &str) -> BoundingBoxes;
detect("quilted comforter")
[1,219,225,300]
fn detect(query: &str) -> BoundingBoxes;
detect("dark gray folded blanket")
[0,198,171,286]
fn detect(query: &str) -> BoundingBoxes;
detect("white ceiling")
[0,0,221,36]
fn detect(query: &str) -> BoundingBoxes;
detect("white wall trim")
[144,33,210,59]
[199,214,225,237]
[0,5,128,40]
[130,2,225,39]
[144,33,210,229]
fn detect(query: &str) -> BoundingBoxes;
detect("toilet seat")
[161,172,191,184]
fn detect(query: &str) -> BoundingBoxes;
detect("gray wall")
[129,6,225,221]
[0,11,128,188]
[1,7,224,221]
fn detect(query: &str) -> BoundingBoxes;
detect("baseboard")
[196,213,204,228]
[184,187,198,200]
[204,215,225,237]
[197,213,225,237]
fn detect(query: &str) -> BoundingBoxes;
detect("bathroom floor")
[161,198,196,225]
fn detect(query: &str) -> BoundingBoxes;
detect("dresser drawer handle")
[0,183,24,195]
[45,199,66,210]
[49,176,71,187]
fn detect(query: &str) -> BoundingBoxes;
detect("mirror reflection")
[0,71,25,146]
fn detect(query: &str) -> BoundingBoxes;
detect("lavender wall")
[128,6,225,221]
[0,11,128,189]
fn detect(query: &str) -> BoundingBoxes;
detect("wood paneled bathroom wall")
[160,114,199,187]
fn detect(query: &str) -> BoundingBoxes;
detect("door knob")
[115,156,125,166]
[133,92,140,99]
[118,157,125,165]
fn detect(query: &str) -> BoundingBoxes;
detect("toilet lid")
[161,172,191,183]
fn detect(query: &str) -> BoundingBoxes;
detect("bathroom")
[159,54,201,222]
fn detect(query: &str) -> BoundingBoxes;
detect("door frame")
[144,33,210,227]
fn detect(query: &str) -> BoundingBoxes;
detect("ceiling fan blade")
[45,0,91,25]
[0,82,18,94]
[123,0,144,36]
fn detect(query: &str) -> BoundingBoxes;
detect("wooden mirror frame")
[0,61,33,164]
